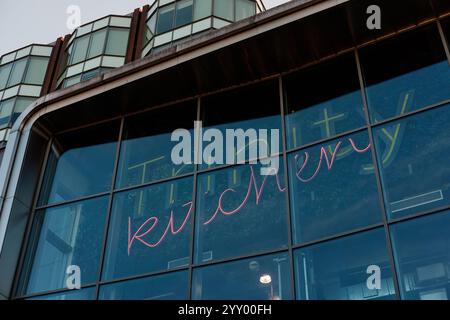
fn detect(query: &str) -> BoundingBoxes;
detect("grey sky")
[0,0,290,57]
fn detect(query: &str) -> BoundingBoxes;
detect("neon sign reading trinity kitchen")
[127,138,371,254]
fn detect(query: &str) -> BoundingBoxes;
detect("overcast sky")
[0,0,290,57]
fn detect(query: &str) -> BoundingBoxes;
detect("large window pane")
[87,29,107,58]
[19,197,108,296]
[289,131,382,244]
[105,28,129,56]
[192,252,292,300]
[38,121,119,205]
[235,0,255,21]
[71,35,90,64]
[7,58,27,87]
[391,211,450,300]
[116,100,196,188]
[214,0,234,21]
[360,25,450,122]
[195,160,288,263]
[24,57,49,85]
[200,80,281,171]
[175,0,193,27]
[284,54,366,149]
[102,177,194,281]
[374,104,450,220]
[100,271,189,300]
[0,63,12,89]
[157,4,175,34]
[194,0,212,20]
[28,287,96,300]
[294,229,396,300]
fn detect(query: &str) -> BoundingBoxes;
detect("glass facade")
[142,0,256,56]
[57,15,131,89]
[0,45,52,135]
[14,18,450,301]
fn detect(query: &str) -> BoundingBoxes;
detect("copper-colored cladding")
[49,34,72,92]
[40,38,64,96]
[133,5,150,61]
[125,8,141,64]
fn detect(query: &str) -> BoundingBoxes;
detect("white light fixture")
[259,274,272,284]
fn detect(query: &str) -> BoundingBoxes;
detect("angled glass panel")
[7,58,27,87]
[71,35,90,65]
[38,121,119,205]
[0,63,13,90]
[0,98,15,128]
[88,29,107,59]
[195,159,288,263]
[294,228,396,300]
[175,0,193,27]
[105,28,129,56]
[235,0,255,21]
[391,211,450,300]
[24,57,49,85]
[116,100,196,188]
[192,252,292,300]
[194,0,212,20]
[11,97,35,125]
[360,24,450,122]
[374,104,450,220]
[102,177,194,281]
[18,197,108,296]
[289,131,382,244]
[28,287,96,300]
[157,4,175,34]
[284,54,366,149]
[99,270,189,300]
[214,0,234,21]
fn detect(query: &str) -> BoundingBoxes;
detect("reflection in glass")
[103,177,194,281]
[295,228,396,300]
[71,35,90,64]
[235,0,255,21]
[8,58,27,87]
[289,131,382,243]
[105,29,129,56]
[100,270,189,300]
[175,0,193,27]
[200,80,281,171]
[88,29,107,59]
[28,287,96,300]
[194,0,212,20]
[192,252,292,300]
[391,211,450,300]
[195,160,288,263]
[360,25,450,122]
[284,54,366,149]
[0,63,13,89]
[374,104,450,220]
[19,197,108,296]
[38,121,119,205]
[157,4,175,34]
[11,97,35,124]
[214,0,234,21]
[116,101,196,188]
[0,99,14,128]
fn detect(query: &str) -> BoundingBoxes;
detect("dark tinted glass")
[284,54,366,149]
[374,104,450,220]
[157,4,175,34]
[195,159,288,263]
[38,121,119,205]
[99,270,189,300]
[391,211,450,300]
[192,252,292,300]
[175,0,193,27]
[360,25,450,122]
[102,177,194,281]
[295,228,396,300]
[289,131,382,243]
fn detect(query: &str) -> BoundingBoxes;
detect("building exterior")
[0,0,449,300]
